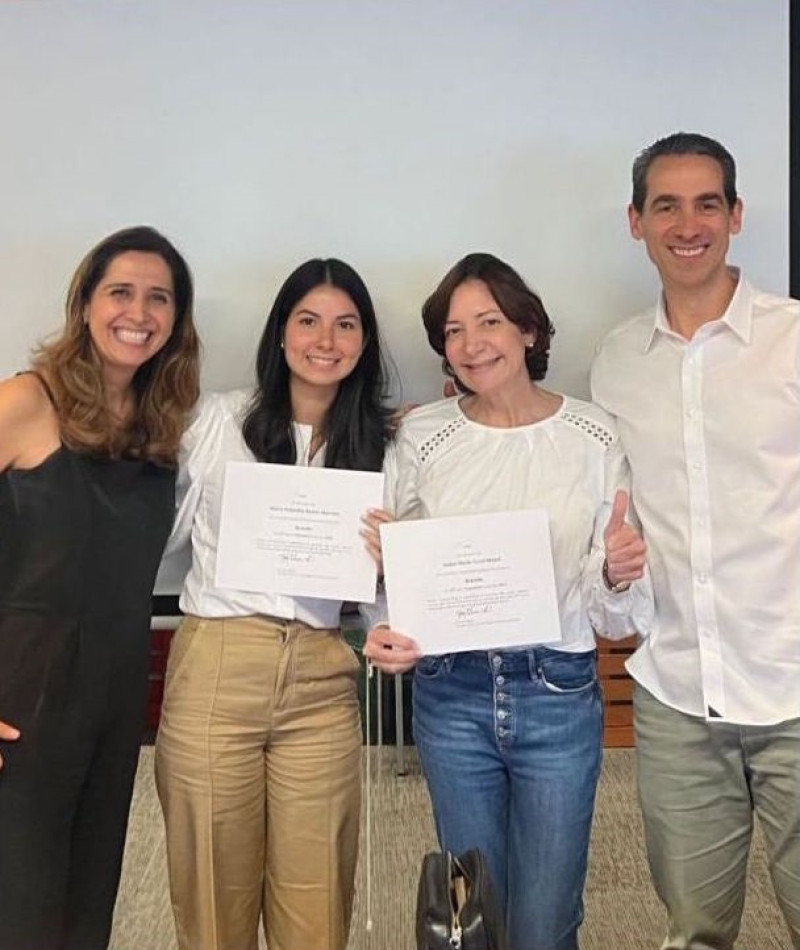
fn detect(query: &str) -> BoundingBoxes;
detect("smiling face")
[443,279,534,398]
[283,284,365,400]
[629,153,742,296]
[85,250,175,386]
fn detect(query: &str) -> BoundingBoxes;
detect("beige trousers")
[155,615,362,950]
[635,684,800,950]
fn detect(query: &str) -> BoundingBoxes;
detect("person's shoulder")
[595,307,655,359]
[183,388,250,451]
[398,396,460,438]
[740,282,799,365]
[0,373,53,428]
[0,372,59,469]
[559,395,617,448]
[591,309,656,404]
[192,388,249,425]
[749,284,800,320]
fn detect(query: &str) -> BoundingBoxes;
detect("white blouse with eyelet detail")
[389,395,653,653]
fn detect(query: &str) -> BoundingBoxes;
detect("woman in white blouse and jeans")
[155,259,393,950]
[365,253,652,950]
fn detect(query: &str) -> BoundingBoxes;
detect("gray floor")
[110,747,792,950]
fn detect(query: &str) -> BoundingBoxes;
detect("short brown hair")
[421,252,555,392]
[631,132,737,213]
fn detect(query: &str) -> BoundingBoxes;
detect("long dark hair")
[242,258,393,471]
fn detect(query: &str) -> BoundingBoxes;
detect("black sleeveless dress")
[0,444,175,950]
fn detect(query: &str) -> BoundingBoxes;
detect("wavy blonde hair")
[33,226,200,466]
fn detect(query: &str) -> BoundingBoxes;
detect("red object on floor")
[146,627,176,731]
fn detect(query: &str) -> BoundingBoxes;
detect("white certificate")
[380,509,562,653]
[215,462,384,602]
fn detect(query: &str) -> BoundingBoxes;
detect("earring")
[525,342,534,349]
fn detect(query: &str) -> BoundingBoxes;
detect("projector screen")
[0,0,790,408]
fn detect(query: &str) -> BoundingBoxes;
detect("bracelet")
[602,558,631,594]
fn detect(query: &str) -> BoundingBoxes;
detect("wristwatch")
[602,558,631,593]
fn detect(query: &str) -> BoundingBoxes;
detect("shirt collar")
[643,267,752,351]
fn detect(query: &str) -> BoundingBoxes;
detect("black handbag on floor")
[415,848,508,950]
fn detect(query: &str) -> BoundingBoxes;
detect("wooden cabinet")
[597,635,637,747]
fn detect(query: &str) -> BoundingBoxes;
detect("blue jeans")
[413,647,603,950]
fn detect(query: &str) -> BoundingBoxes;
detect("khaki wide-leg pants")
[155,615,362,950]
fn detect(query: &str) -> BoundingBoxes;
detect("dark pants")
[0,616,148,950]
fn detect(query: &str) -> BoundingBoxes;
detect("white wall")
[0,0,789,407]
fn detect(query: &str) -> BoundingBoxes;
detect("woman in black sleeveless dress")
[0,226,200,950]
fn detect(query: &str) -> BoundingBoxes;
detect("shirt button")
[497,710,507,720]
[492,655,502,669]
[687,408,697,419]
[496,692,507,701]
[697,572,708,584]
[495,675,505,686]
[497,726,508,736]
[692,461,702,472]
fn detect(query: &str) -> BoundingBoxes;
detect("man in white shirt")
[591,132,800,950]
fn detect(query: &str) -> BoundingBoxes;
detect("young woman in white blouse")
[155,259,394,950]
[365,253,652,950]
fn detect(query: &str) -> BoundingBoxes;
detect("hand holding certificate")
[215,461,384,603]
[380,508,562,654]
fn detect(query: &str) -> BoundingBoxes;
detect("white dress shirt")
[166,390,387,629]
[389,395,652,652]
[592,271,800,724]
